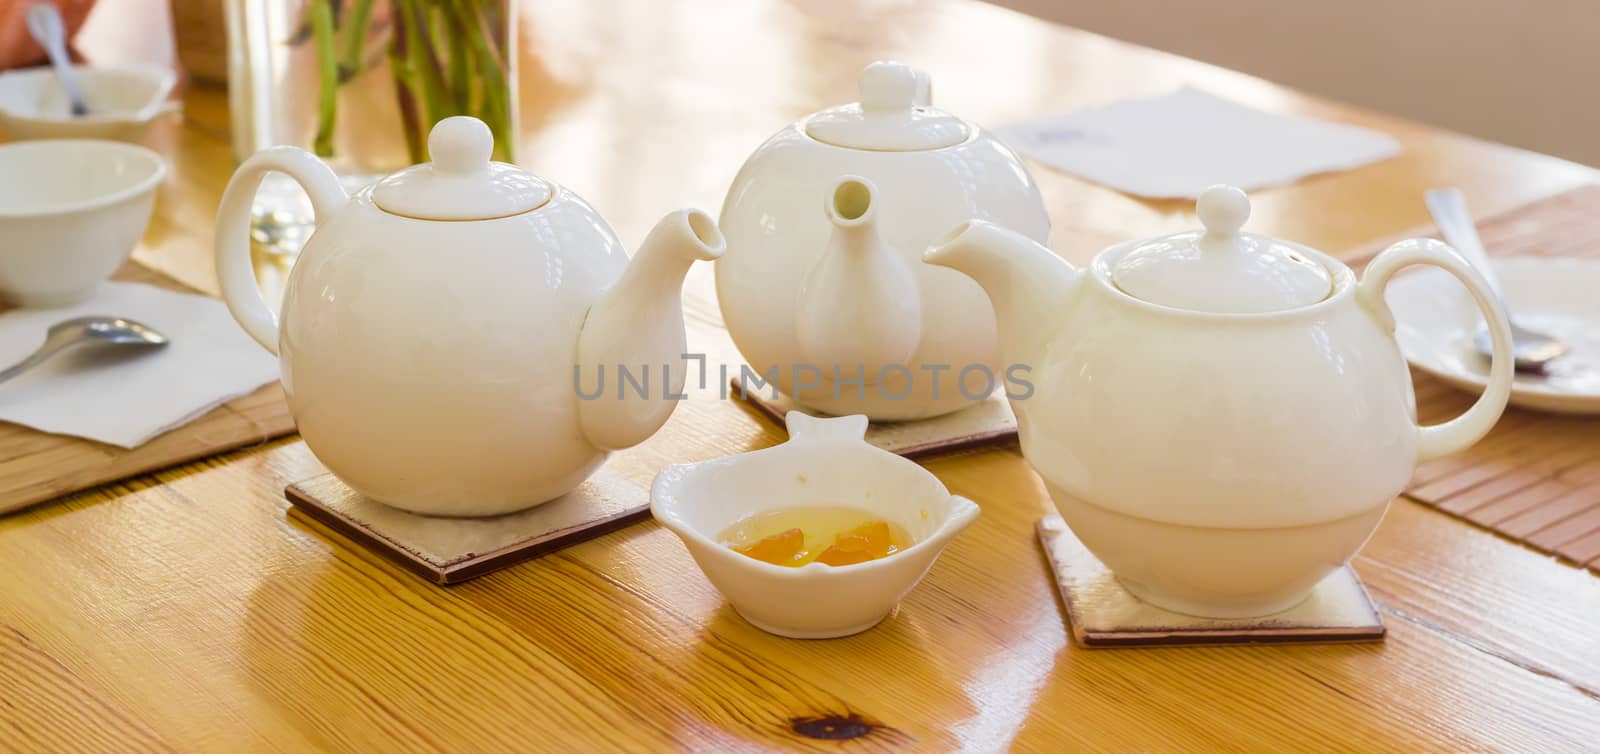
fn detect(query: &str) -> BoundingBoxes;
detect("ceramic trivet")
[1036,515,1385,648]
[729,376,1016,457]
[286,469,648,585]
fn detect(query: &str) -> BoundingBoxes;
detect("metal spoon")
[1424,188,1569,372]
[0,317,167,384]
[25,2,89,117]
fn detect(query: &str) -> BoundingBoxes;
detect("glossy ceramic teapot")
[717,61,1050,421]
[214,117,724,517]
[926,185,1514,618]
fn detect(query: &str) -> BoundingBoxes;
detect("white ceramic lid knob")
[860,61,919,113]
[1110,184,1334,313]
[803,60,969,151]
[1198,184,1250,241]
[428,115,494,175]
[371,116,552,221]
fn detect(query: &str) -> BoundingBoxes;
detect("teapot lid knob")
[429,116,494,175]
[371,116,552,221]
[860,61,921,113]
[1197,184,1250,241]
[804,60,966,150]
[1109,183,1333,313]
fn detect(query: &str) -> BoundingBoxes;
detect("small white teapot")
[215,117,724,517]
[926,185,1514,618]
[717,61,1050,421]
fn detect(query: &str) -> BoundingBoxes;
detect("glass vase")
[225,0,518,256]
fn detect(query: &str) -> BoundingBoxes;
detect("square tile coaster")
[286,469,648,585]
[730,376,1017,457]
[1036,515,1386,648]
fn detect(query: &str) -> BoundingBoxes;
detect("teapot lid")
[1111,185,1333,313]
[804,61,970,151]
[372,117,552,221]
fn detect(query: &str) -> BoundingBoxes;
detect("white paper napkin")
[997,87,1401,199]
[0,282,280,448]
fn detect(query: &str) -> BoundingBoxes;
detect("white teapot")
[214,117,724,517]
[926,185,1514,618]
[717,61,1050,421]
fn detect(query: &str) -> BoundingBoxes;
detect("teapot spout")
[923,221,1080,381]
[576,209,724,451]
[795,176,922,383]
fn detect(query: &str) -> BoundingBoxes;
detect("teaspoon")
[25,2,89,117]
[0,317,168,384]
[1424,188,1569,372]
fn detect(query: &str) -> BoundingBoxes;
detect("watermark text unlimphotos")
[573,355,1034,401]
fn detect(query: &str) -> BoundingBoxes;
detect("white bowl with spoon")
[0,64,179,143]
[4,6,175,143]
[0,139,166,307]
[651,411,980,638]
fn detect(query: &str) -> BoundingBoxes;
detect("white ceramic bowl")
[0,139,166,306]
[651,412,980,638]
[0,65,178,143]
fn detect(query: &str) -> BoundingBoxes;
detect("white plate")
[1386,257,1600,415]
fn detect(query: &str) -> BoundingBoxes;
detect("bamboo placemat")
[0,263,296,516]
[1347,185,1600,573]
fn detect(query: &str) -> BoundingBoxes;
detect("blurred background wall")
[987,0,1600,167]
[52,0,1600,167]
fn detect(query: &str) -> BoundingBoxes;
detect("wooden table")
[5,1,1600,750]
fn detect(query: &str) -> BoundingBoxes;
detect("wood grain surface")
[2,0,1599,751]
[0,263,295,516]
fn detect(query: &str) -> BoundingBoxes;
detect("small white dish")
[0,139,166,307]
[1388,257,1600,414]
[651,411,980,638]
[0,64,179,143]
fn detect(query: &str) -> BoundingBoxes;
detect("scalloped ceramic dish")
[651,412,979,638]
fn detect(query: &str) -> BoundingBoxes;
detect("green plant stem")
[395,0,453,133]
[442,4,474,113]
[388,6,426,163]
[338,0,376,82]
[316,0,512,165]
[309,0,340,157]
[447,0,512,160]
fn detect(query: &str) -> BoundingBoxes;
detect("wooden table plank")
[5,439,1600,751]
[3,0,1599,750]
[0,622,175,754]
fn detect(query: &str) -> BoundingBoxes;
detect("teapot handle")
[213,147,348,355]
[1355,238,1513,462]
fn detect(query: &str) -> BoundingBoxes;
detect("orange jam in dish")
[719,506,910,567]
